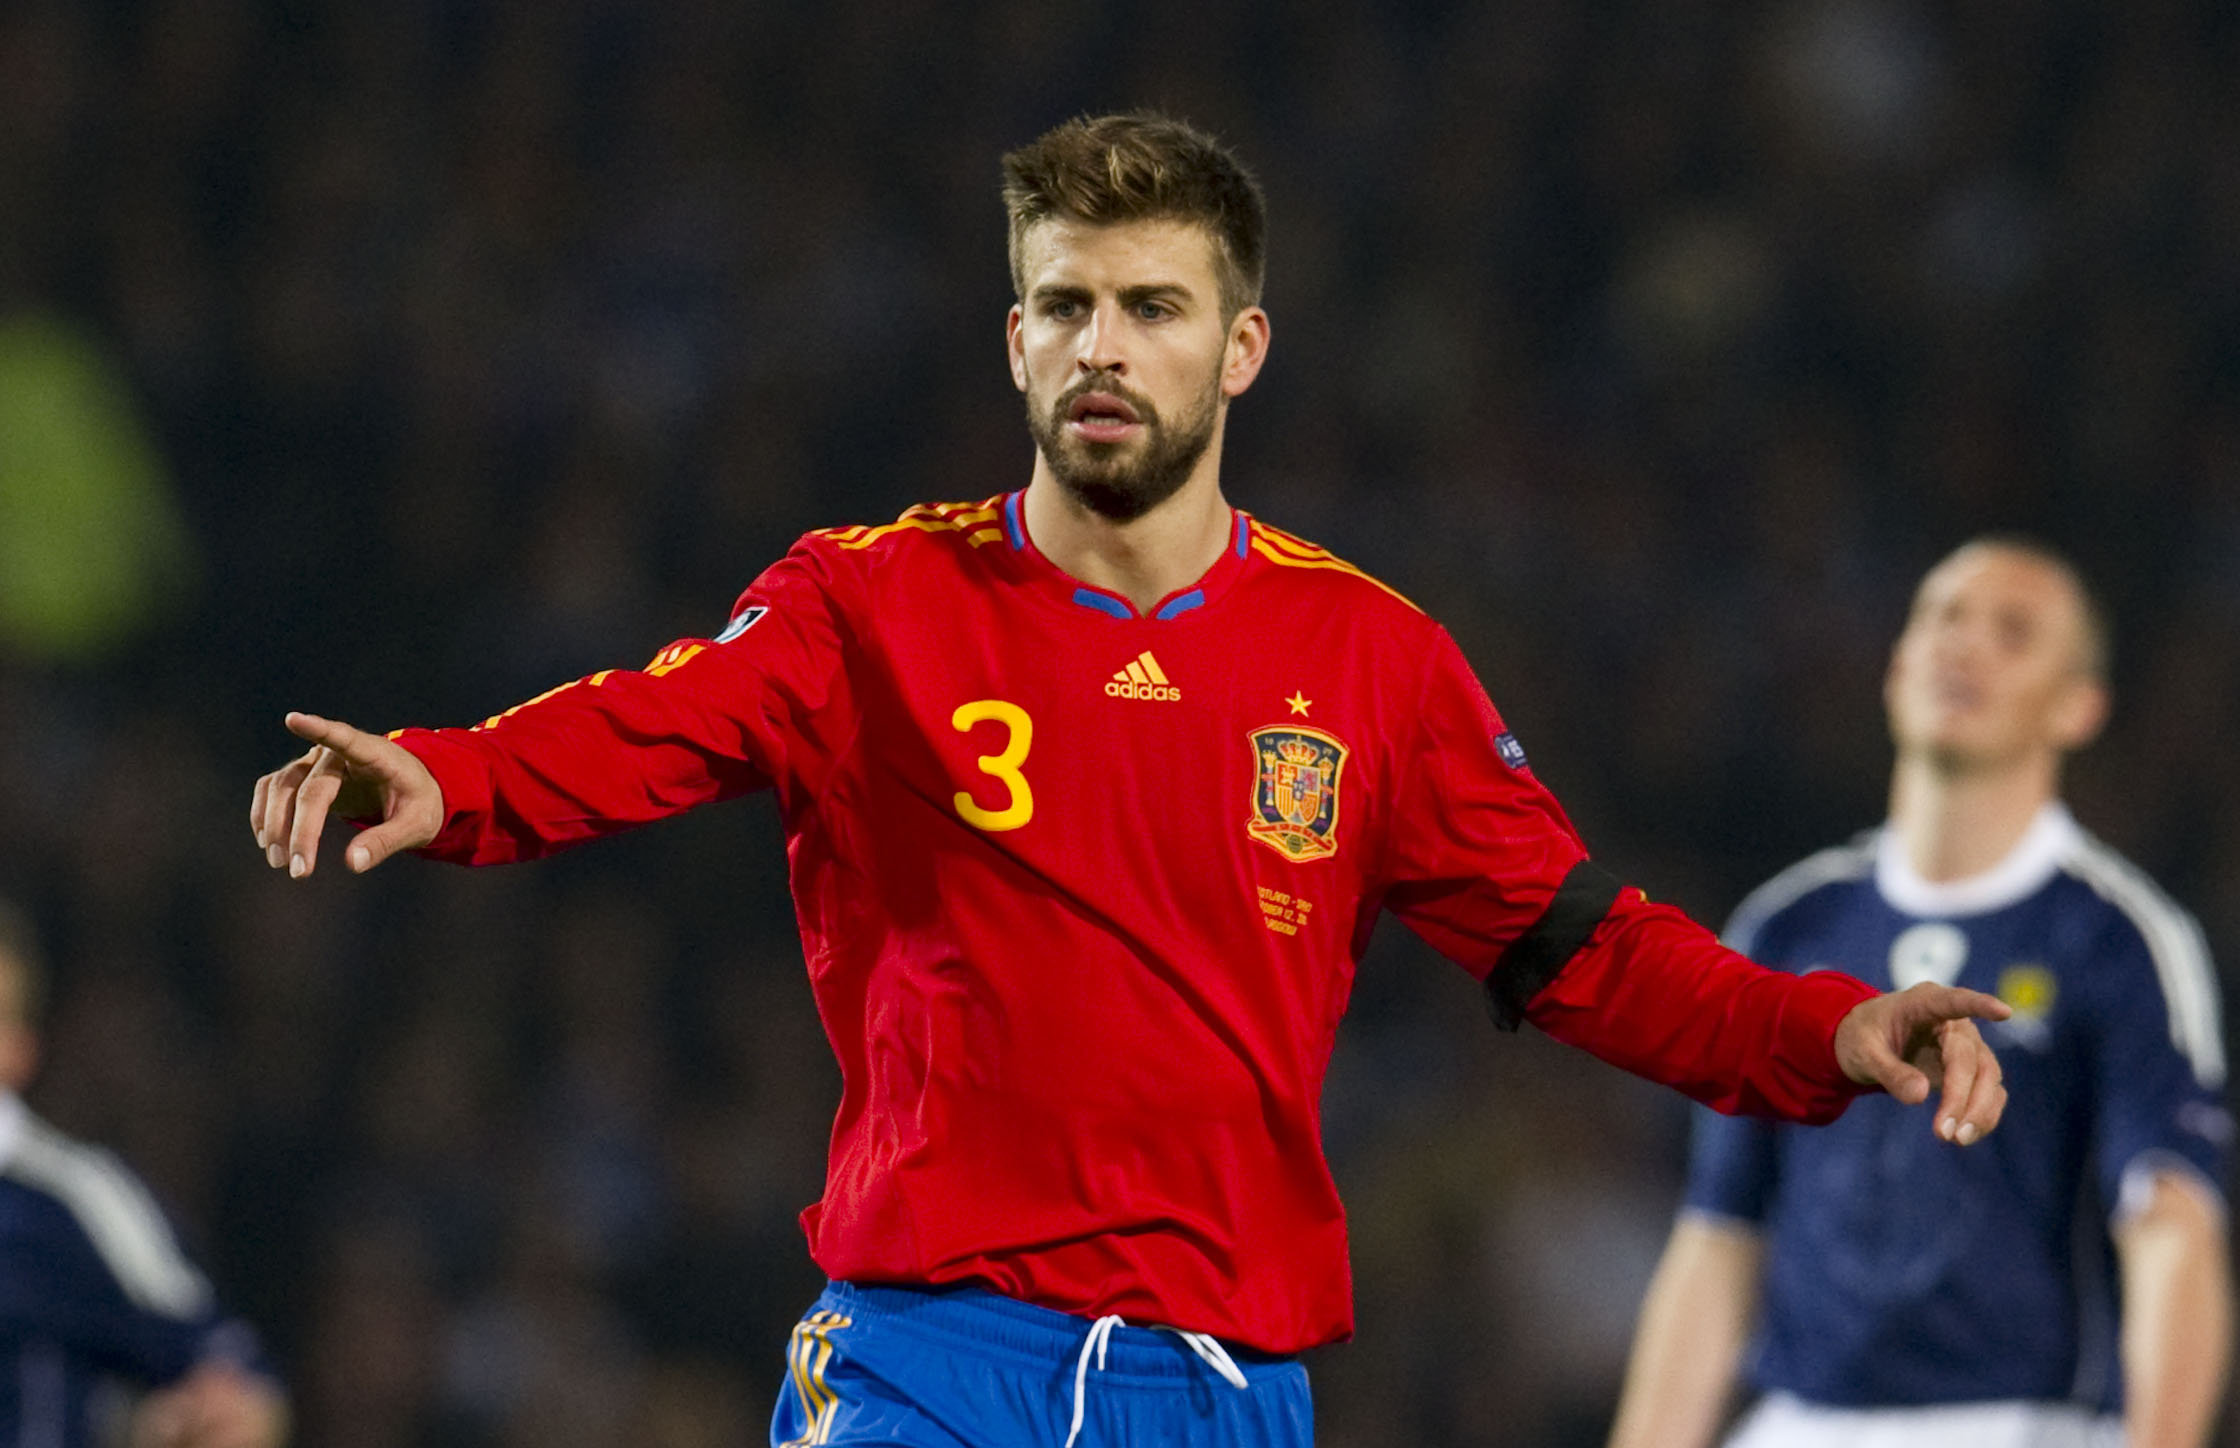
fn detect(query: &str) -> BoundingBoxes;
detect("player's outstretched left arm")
[1833,982,2012,1144]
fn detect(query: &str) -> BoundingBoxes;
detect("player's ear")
[1221,307,1270,399]
[1881,643,1908,722]
[2047,674,2109,752]
[1006,304,1028,393]
[0,1020,37,1094]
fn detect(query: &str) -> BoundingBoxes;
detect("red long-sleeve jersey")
[395,492,1874,1353]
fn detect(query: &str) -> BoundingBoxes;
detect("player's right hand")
[250,712,444,879]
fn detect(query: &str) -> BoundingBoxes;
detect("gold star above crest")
[1285,691,1312,717]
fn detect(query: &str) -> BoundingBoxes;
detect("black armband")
[1485,859,1625,1032]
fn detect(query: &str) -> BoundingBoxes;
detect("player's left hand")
[1833,982,2011,1145]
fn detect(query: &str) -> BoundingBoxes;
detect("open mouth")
[1066,391,1143,440]
[1930,671,1984,708]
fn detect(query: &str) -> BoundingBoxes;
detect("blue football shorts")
[770,1281,1315,1448]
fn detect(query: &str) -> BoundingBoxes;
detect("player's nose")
[1938,620,1992,666]
[1076,304,1128,375]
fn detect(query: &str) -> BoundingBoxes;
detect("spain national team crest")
[1248,726,1349,862]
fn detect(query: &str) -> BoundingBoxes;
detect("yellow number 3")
[951,699,1034,832]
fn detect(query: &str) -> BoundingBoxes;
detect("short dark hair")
[0,899,47,1029]
[1001,111,1267,319]
[1950,534,2111,681]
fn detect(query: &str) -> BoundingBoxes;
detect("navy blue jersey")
[1686,806,2229,1412]
[0,1095,272,1447]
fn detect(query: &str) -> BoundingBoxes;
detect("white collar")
[0,1091,23,1167]
[1875,802,2079,918]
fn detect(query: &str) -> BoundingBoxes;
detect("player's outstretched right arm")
[250,712,445,880]
[1606,1214,1763,1448]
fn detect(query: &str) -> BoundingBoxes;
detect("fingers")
[291,746,362,878]
[251,751,319,869]
[1903,987,2009,1145]
[256,713,444,880]
[347,817,416,875]
[1835,986,2012,1143]
[1930,1020,1976,1144]
[1874,1050,1933,1108]
[1920,983,2013,1024]
[349,777,447,870]
[283,709,354,751]
[258,715,372,879]
[286,710,394,771]
[1933,1019,2006,1146]
[249,769,272,847]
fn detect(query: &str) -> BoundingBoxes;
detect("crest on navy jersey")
[1248,726,1348,862]
[1889,922,1968,989]
[1996,963,2056,1019]
[1992,962,2057,1052]
[715,605,768,644]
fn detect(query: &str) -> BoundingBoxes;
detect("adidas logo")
[1105,651,1181,702]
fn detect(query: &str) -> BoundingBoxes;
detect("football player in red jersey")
[252,112,2011,1448]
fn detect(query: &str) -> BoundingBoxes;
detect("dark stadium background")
[2,3,2236,1445]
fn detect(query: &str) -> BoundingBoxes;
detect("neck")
[1021,449,1233,613]
[1887,750,2063,883]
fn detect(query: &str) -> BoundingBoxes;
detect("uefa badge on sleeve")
[715,605,768,644]
[1247,726,1348,861]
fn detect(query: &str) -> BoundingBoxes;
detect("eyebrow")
[1120,283,1194,308]
[1029,281,1198,309]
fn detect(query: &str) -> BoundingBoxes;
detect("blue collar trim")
[1071,587,1134,620]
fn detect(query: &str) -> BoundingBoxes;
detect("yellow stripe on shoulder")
[1251,520,1340,560]
[830,497,1010,551]
[1248,524,1420,612]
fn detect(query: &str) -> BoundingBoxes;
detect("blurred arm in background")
[2115,1169,2231,1448]
[1605,1214,1762,1448]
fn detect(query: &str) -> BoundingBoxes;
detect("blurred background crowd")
[2,1,2237,1444]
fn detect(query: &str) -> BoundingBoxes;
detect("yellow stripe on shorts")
[781,1311,853,1447]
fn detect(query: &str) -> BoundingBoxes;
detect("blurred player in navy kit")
[0,902,287,1448]
[1610,539,2232,1448]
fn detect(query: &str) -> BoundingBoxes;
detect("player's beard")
[1025,368,1222,523]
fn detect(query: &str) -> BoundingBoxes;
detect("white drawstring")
[1065,1316,1124,1448]
[1064,1316,1250,1448]
[1161,1328,1250,1390]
